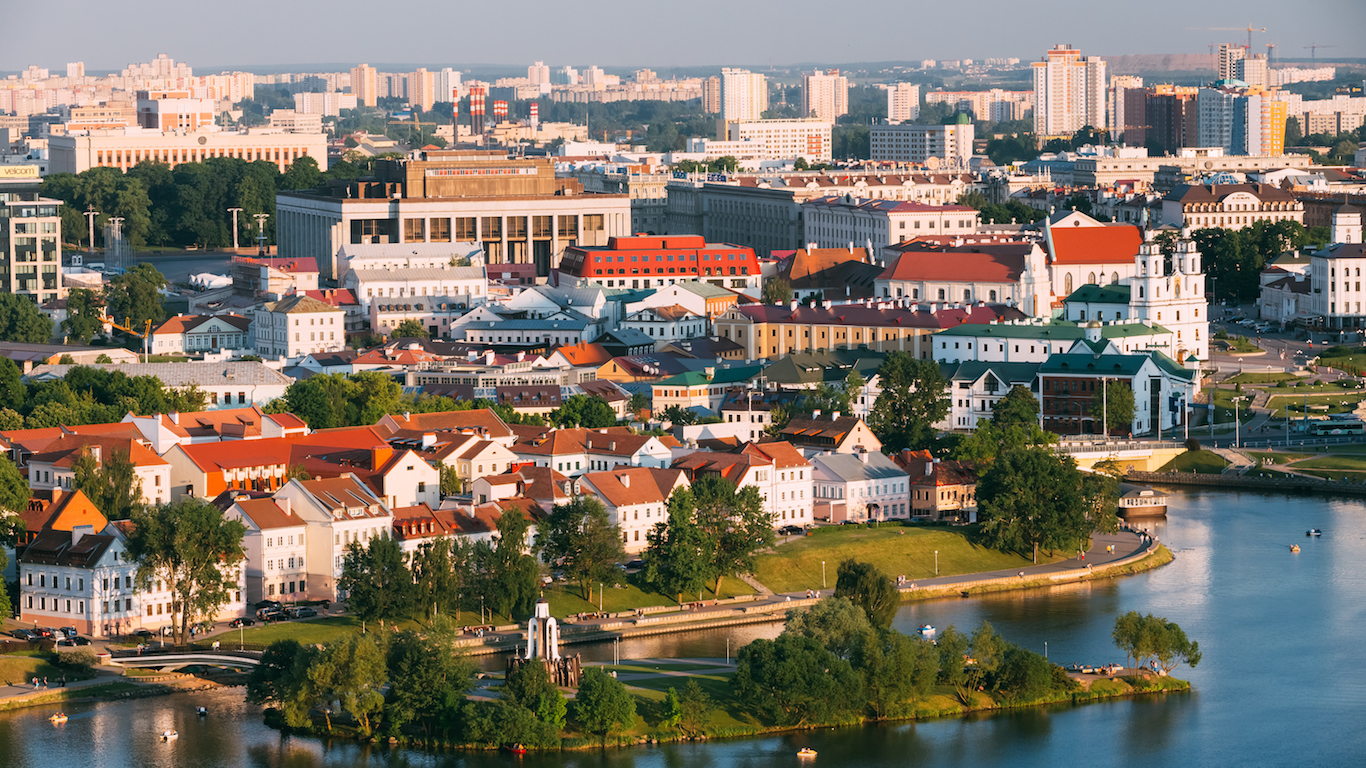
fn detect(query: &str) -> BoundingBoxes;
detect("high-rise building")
[1146,84,1201,152]
[702,76,721,114]
[434,68,461,104]
[1109,75,1144,142]
[1197,85,1286,156]
[528,61,551,86]
[406,69,436,112]
[720,68,768,123]
[66,62,84,79]
[1031,44,1108,139]
[351,63,378,108]
[1236,55,1269,89]
[0,172,63,304]
[884,83,921,122]
[1218,44,1246,82]
[802,69,848,121]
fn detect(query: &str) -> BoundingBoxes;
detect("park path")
[1210,447,1256,471]
[736,573,772,596]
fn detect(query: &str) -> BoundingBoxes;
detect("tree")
[0,358,22,411]
[834,560,900,629]
[474,509,541,620]
[62,288,105,344]
[393,318,428,338]
[312,635,388,735]
[105,263,168,333]
[935,625,970,686]
[661,404,698,426]
[71,447,141,520]
[337,536,413,622]
[642,489,710,604]
[762,277,793,305]
[0,409,20,431]
[663,679,713,736]
[976,446,1094,563]
[992,385,1040,428]
[732,634,863,726]
[692,476,774,596]
[0,294,54,343]
[1112,611,1201,674]
[627,391,648,417]
[245,638,303,706]
[854,628,939,717]
[574,667,637,743]
[538,495,626,600]
[868,352,950,453]
[124,496,247,645]
[549,394,617,429]
[410,537,467,619]
[0,457,25,619]
[968,621,1008,690]
[384,620,472,737]
[1090,380,1136,436]
[783,595,874,661]
[502,657,567,731]
[995,645,1055,701]
[278,155,323,191]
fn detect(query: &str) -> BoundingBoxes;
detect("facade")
[778,413,883,456]
[225,497,311,605]
[1039,346,1197,436]
[558,235,761,292]
[26,435,171,506]
[621,305,706,351]
[933,317,1176,363]
[812,451,911,522]
[722,118,833,163]
[25,362,293,410]
[150,313,251,355]
[1309,225,1366,327]
[49,128,328,174]
[1032,44,1108,138]
[884,83,921,122]
[273,475,394,602]
[671,444,814,526]
[512,427,673,478]
[650,365,761,416]
[802,70,849,121]
[720,68,768,123]
[803,196,980,253]
[253,294,346,359]
[876,240,1050,315]
[1161,183,1303,229]
[351,64,378,107]
[122,407,308,455]
[938,361,1040,431]
[0,174,63,304]
[575,467,690,553]
[869,118,974,166]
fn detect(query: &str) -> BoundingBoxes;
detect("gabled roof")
[741,440,810,468]
[147,406,271,440]
[234,497,305,530]
[1064,284,1132,304]
[18,528,117,568]
[29,433,168,468]
[672,450,768,484]
[892,449,978,487]
[581,467,687,507]
[178,427,389,473]
[17,490,107,539]
[661,336,745,359]
[1,422,145,456]
[655,364,763,388]
[262,295,340,314]
[812,451,908,483]
[554,341,614,367]
[299,475,389,519]
[1166,183,1297,204]
[779,416,870,449]
[152,313,251,336]
[513,427,660,458]
[378,408,514,441]
[879,242,1034,283]
[303,289,361,307]
[1045,225,1142,266]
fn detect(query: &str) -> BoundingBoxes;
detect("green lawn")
[1158,449,1229,474]
[545,575,754,618]
[750,525,1058,594]
[0,655,68,685]
[233,615,431,646]
[1266,392,1366,417]
[1227,372,1300,384]
[1215,335,1262,353]
[1290,455,1366,471]
[1246,451,1314,465]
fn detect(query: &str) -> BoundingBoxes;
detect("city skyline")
[4,0,1362,73]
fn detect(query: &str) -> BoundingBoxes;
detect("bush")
[1185,438,1202,452]
[57,649,97,672]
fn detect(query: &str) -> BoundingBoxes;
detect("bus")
[1311,421,1366,436]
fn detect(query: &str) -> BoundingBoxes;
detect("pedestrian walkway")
[1210,447,1256,470]
[0,672,124,704]
[736,573,772,596]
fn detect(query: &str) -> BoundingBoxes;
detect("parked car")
[60,626,78,639]
[286,606,318,619]
[133,629,154,640]
[778,525,806,536]
[33,627,56,638]
[228,617,255,628]
[8,629,37,641]
[253,600,282,611]
[258,609,285,623]
[56,636,91,647]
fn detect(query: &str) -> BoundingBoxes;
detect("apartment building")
[802,196,980,252]
[0,172,63,303]
[253,294,346,359]
[273,475,394,601]
[802,70,848,121]
[225,496,311,605]
[720,68,768,122]
[883,83,921,122]
[558,234,762,292]
[812,451,911,523]
[1032,44,1107,138]
[575,467,690,553]
[869,117,974,166]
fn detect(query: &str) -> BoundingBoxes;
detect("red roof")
[303,289,360,307]
[178,427,389,473]
[1046,225,1141,266]
[879,244,1034,284]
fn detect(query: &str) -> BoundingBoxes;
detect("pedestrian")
[43,677,48,689]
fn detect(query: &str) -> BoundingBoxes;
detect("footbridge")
[108,646,264,671]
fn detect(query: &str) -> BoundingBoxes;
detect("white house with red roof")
[225,496,311,605]
[122,407,309,454]
[877,238,1050,316]
[671,444,814,526]
[376,408,516,447]
[802,196,981,253]
[575,467,690,552]
[1040,212,1142,302]
[273,475,394,601]
[26,434,172,506]
[150,313,252,355]
[511,426,673,478]
[557,235,762,292]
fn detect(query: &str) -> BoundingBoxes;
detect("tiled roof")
[554,341,614,367]
[17,490,107,539]
[513,427,658,458]
[672,450,768,484]
[152,406,270,439]
[661,336,745,359]
[18,528,116,568]
[731,301,1021,329]
[878,244,1032,283]
[300,475,389,518]
[29,434,168,468]
[1045,225,1142,266]
[26,362,294,388]
[379,409,513,441]
[1,422,144,456]
[179,427,389,473]
[303,289,361,307]
[262,295,340,314]
[234,498,305,530]
[1166,183,1297,204]
[580,467,686,508]
[742,440,810,468]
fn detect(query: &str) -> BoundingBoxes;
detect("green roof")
[656,364,762,387]
[939,361,1041,385]
[935,318,1169,340]
[1063,284,1131,305]
[763,349,888,386]
[1039,350,1194,381]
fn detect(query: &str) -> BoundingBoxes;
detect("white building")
[933,317,1176,364]
[253,294,346,359]
[575,467,690,553]
[24,362,294,410]
[870,118,975,166]
[226,496,311,605]
[293,91,358,116]
[273,475,394,602]
[812,451,911,522]
[26,436,172,506]
[803,195,980,252]
[1032,44,1107,139]
[621,305,707,351]
[49,127,328,174]
[883,83,921,122]
[720,68,768,123]
[725,118,832,163]
[802,70,849,121]
[150,313,252,355]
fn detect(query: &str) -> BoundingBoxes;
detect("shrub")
[58,649,97,672]
[1184,438,1202,452]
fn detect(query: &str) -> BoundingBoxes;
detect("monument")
[506,598,582,687]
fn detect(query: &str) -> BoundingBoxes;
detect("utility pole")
[83,206,100,263]
[227,207,243,251]
[252,212,270,256]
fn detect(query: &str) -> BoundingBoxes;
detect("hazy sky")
[6,0,1363,73]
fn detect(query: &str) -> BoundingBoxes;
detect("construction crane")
[1209,25,1266,50]
[104,315,153,363]
[1303,43,1337,61]
[387,115,439,147]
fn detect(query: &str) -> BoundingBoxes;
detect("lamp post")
[935,550,939,576]
[82,206,100,263]
[821,560,826,590]
[1232,395,1248,448]
[227,207,243,251]
[253,212,270,255]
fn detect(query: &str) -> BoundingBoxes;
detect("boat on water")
[195,706,207,716]
[918,624,936,638]
[49,713,67,724]
[798,747,818,758]
[1118,486,1168,518]
[1290,544,1301,553]
[505,744,527,755]
[1307,529,1322,537]
[161,730,178,741]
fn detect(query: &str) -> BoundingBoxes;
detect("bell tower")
[1131,227,1207,361]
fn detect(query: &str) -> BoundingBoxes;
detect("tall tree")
[642,489,711,604]
[384,619,473,737]
[0,456,25,619]
[124,496,247,645]
[501,656,567,731]
[549,394,617,429]
[337,536,413,622]
[105,263,168,333]
[537,494,626,600]
[61,288,105,344]
[854,628,939,717]
[762,277,793,305]
[968,621,1008,690]
[312,635,388,735]
[0,294,54,343]
[71,447,141,520]
[1089,380,1136,436]
[411,537,467,618]
[393,318,428,338]
[868,352,950,453]
[0,357,23,411]
[245,638,303,706]
[935,625,970,686]
[783,596,874,661]
[976,446,1094,562]
[732,634,863,727]
[692,476,774,596]
[834,560,900,630]
[573,667,638,744]
[474,509,541,620]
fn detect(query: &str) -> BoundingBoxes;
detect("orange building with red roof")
[26,434,172,505]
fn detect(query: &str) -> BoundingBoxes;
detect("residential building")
[893,449,978,521]
[407,68,436,112]
[650,365,762,416]
[224,496,310,604]
[1196,86,1288,156]
[869,116,974,166]
[460,318,591,350]
[1309,231,1366,329]
[1161,183,1303,230]
[511,426,673,478]
[162,426,390,501]
[777,412,882,456]
[781,246,885,302]
[803,196,980,253]
[0,172,64,303]
[122,407,309,455]
[253,294,346,359]
[26,435,171,505]
[49,127,327,174]
[303,288,367,339]
[268,110,323,134]
[720,68,767,123]
[343,265,489,337]
[938,360,1041,431]
[802,70,848,121]
[812,451,910,523]
[622,305,707,351]
[1032,44,1108,139]
[931,317,1176,364]
[470,465,572,510]
[723,118,833,163]
[671,443,813,526]
[230,255,320,299]
[876,239,1050,315]
[558,235,761,292]
[273,475,394,601]
[293,91,358,116]
[150,313,251,355]
[377,408,516,447]
[634,281,739,325]
[1217,44,1245,81]
[1038,345,1197,435]
[883,83,920,122]
[575,467,690,552]
[23,362,293,410]
[351,64,378,108]
[925,89,1033,122]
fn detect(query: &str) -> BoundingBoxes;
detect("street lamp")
[82,206,101,264]
[821,560,826,590]
[227,207,243,251]
[935,550,939,576]
[1232,395,1248,448]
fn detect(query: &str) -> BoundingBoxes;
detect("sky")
[6,0,1363,73]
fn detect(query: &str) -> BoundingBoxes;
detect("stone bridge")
[108,647,263,671]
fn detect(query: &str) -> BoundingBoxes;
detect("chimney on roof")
[51,486,61,505]
[812,409,822,420]
[372,444,394,469]
[859,450,869,464]
[70,524,94,546]
[924,461,933,476]
[168,412,179,425]
[281,497,291,516]
[422,432,437,450]
[831,411,841,420]
[619,473,631,488]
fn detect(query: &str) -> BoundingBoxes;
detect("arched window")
[1139,286,1145,298]
[1111,272,1119,284]
[963,290,971,302]
[1088,272,1096,284]
[1064,273,1073,295]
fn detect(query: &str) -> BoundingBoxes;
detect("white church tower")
[1332,203,1361,245]
[524,598,560,661]
[1130,227,1208,362]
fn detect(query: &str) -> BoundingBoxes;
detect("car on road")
[285,606,318,619]
[778,525,806,536]
[8,629,38,641]
[133,629,155,640]
[56,636,91,647]
[228,617,255,628]
[60,626,78,639]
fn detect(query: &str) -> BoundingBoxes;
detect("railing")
[1054,440,1187,454]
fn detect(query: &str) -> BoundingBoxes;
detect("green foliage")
[62,288,105,344]
[41,166,153,248]
[628,391,647,416]
[762,277,793,305]
[834,560,900,629]
[410,537,468,619]
[642,488,711,603]
[338,536,413,622]
[392,319,428,339]
[502,659,567,731]
[994,645,1055,701]
[661,404,698,426]
[854,627,939,717]
[384,620,472,737]
[573,667,637,742]
[1196,221,1320,302]
[784,596,874,660]
[313,635,389,735]
[662,679,713,736]
[105,263,168,334]
[935,625,970,686]
[957,192,1048,224]
[983,135,1040,167]
[246,639,304,706]
[71,446,140,520]
[274,371,404,429]
[549,394,617,429]
[968,621,1008,689]
[471,509,541,620]
[732,634,863,726]
[538,494,626,600]
[0,455,30,516]
[0,294,54,343]
[869,352,950,453]
[977,446,1096,562]
[123,496,247,645]
[0,358,22,411]
[1112,611,1202,673]
[692,476,775,596]
[1090,379,1136,435]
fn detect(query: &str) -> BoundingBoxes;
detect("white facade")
[883,83,921,122]
[151,314,252,355]
[812,452,911,522]
[28,451,171,507]
[720,68,768,122]
[49,127,328,174]
[725,119,833,163]
[804,196,980,252]
[225,498,311,605]
[1130,231,1209,362]
[1032,44,1107,138]
[253,294,346,359]
[621,305,706,351]
[293,91,358,116]
[869,121,975,165]
[802,70,849,121]
[273,477,394,602]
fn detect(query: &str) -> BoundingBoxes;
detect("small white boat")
[1306,529,1322,537]
[918,624,936,638]
[195,707,207,716]
[161,729,178,741]
[797,747,818,758]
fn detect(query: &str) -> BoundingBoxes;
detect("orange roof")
[581,467,686,508]
[2,423,145,456]
[742,441,810,469]
[1047,225,1142,266]
[233,498,304,530]
[300,475,389,518]
[29,434,168,468]
[18,489,108,537]
[555,341,614,367]
[178,427,388,473]
[153,407,268,439]
[379,409,513,441]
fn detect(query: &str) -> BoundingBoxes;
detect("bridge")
[108,646,264,671]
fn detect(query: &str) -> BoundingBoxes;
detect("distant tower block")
[507,598,582,687]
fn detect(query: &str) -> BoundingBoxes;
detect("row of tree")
[0,360,207,432]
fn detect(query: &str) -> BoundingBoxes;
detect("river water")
[3,487,1363,767]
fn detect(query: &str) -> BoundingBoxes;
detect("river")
[3,487,1364,767]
